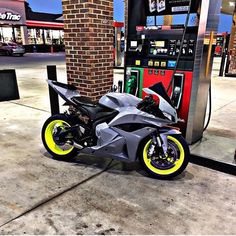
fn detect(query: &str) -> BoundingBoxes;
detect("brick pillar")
[62,0,114,101]
[228,8,236,74]
[124,0,128,39]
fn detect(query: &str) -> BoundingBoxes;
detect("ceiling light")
[229,1,235,7]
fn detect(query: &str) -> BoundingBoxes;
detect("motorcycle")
[41,80,190,179]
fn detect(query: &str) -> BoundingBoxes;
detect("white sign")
[172,6,189,12]
[0,11,21,21]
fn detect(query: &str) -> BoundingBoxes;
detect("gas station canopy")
[221,0,236,15]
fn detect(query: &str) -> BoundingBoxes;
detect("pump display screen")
[130,41,138,48]
[149,40,168,55]
[155,41,165,47]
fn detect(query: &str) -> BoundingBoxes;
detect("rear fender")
[47,80,80,106]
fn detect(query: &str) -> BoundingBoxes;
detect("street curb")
[190,154,236,176]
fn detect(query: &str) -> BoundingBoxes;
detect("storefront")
[0,0,26,43]
[0,0,64,52]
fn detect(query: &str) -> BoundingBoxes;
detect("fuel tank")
[99,92,142,110]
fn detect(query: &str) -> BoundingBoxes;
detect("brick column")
[228,8,236,74]
[124,0,128,39]
[62,0,114,101]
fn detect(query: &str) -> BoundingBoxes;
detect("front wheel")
[139,135,189,179]
[41,114,78,160]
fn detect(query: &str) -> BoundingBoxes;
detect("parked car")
[0,42,25,56]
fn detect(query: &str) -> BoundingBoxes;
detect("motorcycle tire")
[41,114,78,160]
[139,134,189,179]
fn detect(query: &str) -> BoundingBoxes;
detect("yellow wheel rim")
[143,136,185,175]
[44,120,74,155]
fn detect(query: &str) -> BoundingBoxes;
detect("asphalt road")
[0,52,66,69]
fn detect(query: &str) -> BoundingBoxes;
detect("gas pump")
[215,33,227,57]
[124,0,221,144]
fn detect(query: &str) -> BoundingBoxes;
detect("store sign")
[0,11,21,21]
[0,1,26,25]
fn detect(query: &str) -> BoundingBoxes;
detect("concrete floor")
[190,57,236,165]
[0,53,235,234]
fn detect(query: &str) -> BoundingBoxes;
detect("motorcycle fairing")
[82,122,157,162]
[80,103,174,162]
[81,104,177,162]
[108,107,173,127]
[111,126,156,161]
[81,122,181,162]
[143,87,178,123]
[99,92,142,110]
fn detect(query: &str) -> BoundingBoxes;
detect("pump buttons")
[148,60,154,67]
[135,60,141,66]
[161,61,166,67]
[154,61,160,67]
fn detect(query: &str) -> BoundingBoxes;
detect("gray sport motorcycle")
[42,80,189,179]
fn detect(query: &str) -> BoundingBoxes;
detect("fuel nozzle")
[126,75,137,95]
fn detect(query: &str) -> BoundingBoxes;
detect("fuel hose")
[167,0,192,93]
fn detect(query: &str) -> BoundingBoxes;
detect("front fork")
[148,133,168,158]
[148,129,181,158]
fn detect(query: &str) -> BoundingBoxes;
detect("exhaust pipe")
[66,140,83,150]
[73,142,84,150]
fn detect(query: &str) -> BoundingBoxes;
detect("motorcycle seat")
[81,104,118,121]
[72,96,118,121]
[72,96,97,107]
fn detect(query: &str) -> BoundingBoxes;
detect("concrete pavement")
[0,53,235,234]
[1,162,236,235]
[190,57,236,165]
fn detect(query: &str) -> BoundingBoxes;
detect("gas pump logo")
[149,0,166,13]
[0,8,21,21]
[157,0,166,13]
[149,0,156,12]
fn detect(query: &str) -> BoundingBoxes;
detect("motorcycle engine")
[68,106,95,147]
[68,106,90,124]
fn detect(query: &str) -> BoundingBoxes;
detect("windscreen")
[149,82,174,108]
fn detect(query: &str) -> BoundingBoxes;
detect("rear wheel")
[41,114,78,160]
[139,135,189,179]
